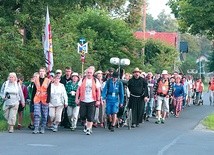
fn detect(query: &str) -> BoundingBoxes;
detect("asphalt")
[0,93,214,155]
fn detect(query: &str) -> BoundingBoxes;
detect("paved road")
[0,93,214,155]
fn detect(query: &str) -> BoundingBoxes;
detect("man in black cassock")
[128,68,149,127]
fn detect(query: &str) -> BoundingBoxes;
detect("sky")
[147,0,173,18]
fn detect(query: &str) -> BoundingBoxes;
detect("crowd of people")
[0,66,214,135]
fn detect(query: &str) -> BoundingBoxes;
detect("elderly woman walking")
[65,72,79,131]
[0,72,25,133]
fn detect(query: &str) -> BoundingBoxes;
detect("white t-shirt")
[78,78,101,103]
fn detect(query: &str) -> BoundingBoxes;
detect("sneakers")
[146,116,149,122]
[155,120,161,124]
[40,127,45,134]
[52,125,58,132]
[85,128,93,135]
[8,126,14,133]
[155,119,165,124]
[28,124,34,130]
[32,127,39,134]
[86,129,91,135]
[83,125,87,133]
[161,118,165,124]
[70,127,75,131]
[131,124,136,128]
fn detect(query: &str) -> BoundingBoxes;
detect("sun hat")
[133,67,141,73]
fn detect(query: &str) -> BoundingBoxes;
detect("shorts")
[80,101,95,122]
[106,101,119,115]
[18,103,24,112]
[156,96,169,112]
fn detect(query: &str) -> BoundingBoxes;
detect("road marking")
[27,144,56,147]
[158,135,183,155]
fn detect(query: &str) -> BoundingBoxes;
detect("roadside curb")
[194,118,214,133]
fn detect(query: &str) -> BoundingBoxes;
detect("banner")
[43,6,53,72]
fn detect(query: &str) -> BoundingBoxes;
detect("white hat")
[50,72,55,77]
[56,69,62,74]
[72,72,79,77]
[95,70,103,75]
[162,70,168,75]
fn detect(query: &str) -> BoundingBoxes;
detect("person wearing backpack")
[153,70,173,124]
[102,71,124,132]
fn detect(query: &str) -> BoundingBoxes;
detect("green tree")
[52,9,143,72]
[125,0,144,30]
[144,39,179,73]
[168,0,214,39]
[207,51,214,72]
[146,11,178,32]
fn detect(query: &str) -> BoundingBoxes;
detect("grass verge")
[203,113,214,131]
[0,104,31,132]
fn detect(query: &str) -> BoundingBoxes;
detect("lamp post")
[110,57,130,79]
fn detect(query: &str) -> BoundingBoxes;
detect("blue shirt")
[102,79,124,104]
[173,84,184,98]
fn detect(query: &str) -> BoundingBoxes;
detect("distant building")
[134,31,178,48]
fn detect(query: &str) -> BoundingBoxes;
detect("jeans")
[146,98,154,117]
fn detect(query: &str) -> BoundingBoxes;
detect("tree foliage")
[125,0,144,30]
[144,39,179,73]
[0,0,183,83]
[207,51,214,72]
[168,0,214,39]
[0,4,143,83]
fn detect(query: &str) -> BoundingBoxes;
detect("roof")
[134,31,178,47]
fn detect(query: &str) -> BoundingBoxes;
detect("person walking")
[75,67,101,135]
[128,68,149,128]
[102,71,124,132]
[173,75,184,117]
[0,72,25,133]
[27,72,39,130]
[145,72,155,121]
[154,70,173,124]
[60,67,72,128]
[208,76,214,106]
[65,72,80,131]
[17,74,28,130]
[31,67,51,134]
[93,70,105,128]
[49,75,68,132]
